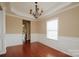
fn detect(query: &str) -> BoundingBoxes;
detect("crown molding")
[38,2,79,21]
[6,12,35,21]
[3,2,79,21]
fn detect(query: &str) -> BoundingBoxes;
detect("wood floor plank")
[0,42,71,57]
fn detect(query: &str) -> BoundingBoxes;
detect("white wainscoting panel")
[37,34,79,56]
[5,33,40,47]
[31,33,41,42]
[4,33,79,56]
[5,34,24,47]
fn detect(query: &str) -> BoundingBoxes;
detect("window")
[47,18,58,40]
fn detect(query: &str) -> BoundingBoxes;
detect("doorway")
[22,20,31,43]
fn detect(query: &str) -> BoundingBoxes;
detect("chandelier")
[30,2,43,18]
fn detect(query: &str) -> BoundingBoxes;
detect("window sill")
[47,37,58,40]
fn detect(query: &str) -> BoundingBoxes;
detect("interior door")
[23,20,31,43]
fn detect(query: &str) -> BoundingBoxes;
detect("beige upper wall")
[6,15,23,34]
[40,6,79,37]
[6,14,41,34]
[31,21,41,33]
[6,6,79,37]
[59,6,79,37]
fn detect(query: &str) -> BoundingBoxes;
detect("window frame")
[46,17,59,40]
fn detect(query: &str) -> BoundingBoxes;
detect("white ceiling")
[1,2,78,21]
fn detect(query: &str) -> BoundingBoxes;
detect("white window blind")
[47,18,58,40]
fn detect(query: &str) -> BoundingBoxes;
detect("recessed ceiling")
[2,2,74,20]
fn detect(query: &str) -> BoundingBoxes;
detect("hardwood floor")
[0,42,71,57]
[31,42,71,57]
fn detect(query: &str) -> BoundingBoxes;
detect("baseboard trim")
[0,49,6,55]
[0,54,6,57]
